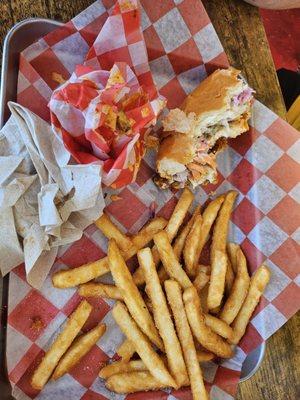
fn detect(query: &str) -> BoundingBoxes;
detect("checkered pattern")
[46,1,166,189]
[7,0,300,399]
[49,61,163,188]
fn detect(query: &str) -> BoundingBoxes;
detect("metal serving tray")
[0,17,265,399]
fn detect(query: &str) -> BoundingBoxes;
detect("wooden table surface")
[0,0,298,399]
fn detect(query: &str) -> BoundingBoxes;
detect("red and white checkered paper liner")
[49,0,165,188]
[49,61,164,188]
[6,1,300,399]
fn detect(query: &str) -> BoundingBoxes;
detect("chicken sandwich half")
[155,68,254,189]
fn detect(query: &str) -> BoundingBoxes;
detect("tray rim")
[0,17,63,127]
[0,16,266,397]
[0,17,64,400]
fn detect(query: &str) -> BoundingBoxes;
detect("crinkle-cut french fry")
[112,302,176,388]
[165,280,208,400]
[138,248,188,388]
[106,371,167,393]
[173,205,201,261]
[108,240,163,350]
[52,323,106,380]
[204,314,234,341]
[208,190,238,309]
[219,248,250,325]
[230,265,271,345]
[193,265,210,292]
[183,214,203,277]
[227,242,239,274]
[183,286,233,359]
[31,300,92,390]
[95,212,133,252]
[117,339,135,362]
[79,283,122,299]
[52,217,166,289]
[194,194,225,265]
[225,257,235,294]
[133,188,193,285]
[154,231,192,289]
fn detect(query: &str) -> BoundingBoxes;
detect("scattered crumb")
[110,194,122,202]
[30,317,45,331]
[141,107,150,118]
[52,72,66,85]
[145,134,159,149]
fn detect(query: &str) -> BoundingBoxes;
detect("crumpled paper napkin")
[0,102,105,289]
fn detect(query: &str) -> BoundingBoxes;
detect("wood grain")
[237,312,300,400]
[202,0,286,118]
[0,1,298,400]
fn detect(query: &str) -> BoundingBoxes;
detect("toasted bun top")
[181,67,241,115]
[157,132,195,167]
[157,68,247,178]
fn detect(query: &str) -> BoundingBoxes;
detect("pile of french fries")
[31,188,271,399]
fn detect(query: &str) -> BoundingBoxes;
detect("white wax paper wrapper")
[0,102,105,288]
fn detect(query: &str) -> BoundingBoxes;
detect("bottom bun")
[155,138,227,189]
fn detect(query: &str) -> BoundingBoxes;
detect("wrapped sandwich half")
[155,68,254,189]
